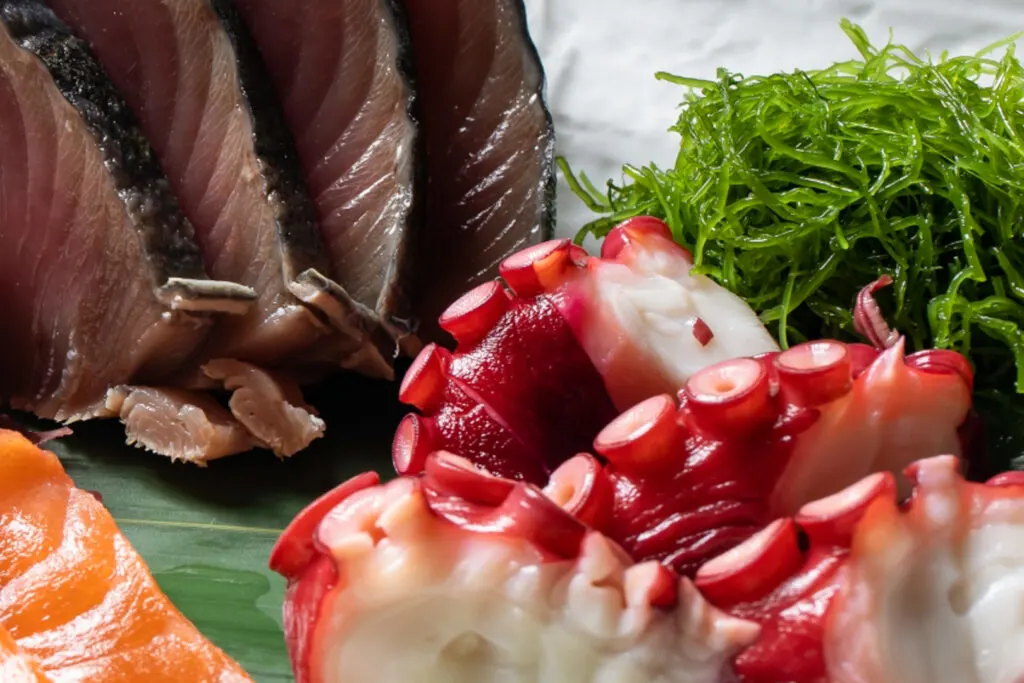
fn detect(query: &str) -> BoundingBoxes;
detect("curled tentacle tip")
[854,275,899,350]
[438,280,512,349]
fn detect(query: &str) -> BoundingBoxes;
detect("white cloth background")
[522,0,1024,241]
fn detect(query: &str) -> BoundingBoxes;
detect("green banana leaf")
[45,371,409,683]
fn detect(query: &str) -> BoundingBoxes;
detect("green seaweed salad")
[561,19,1024,467]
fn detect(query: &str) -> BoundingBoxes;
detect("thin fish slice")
[0,0,253,422]
[0,430,254,682]
[102,385,260,464]
[46,0,389,373]
[202,359,326,456]
[235,0,421,348]
[402,0,555,343]
[101,358,327,463]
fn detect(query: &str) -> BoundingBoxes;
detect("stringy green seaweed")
[561,19,1024,395]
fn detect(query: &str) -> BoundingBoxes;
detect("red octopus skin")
[692,471,898,683]
[393,216,779,483]
[268,452,759,683]
[543,332,973,578]
[686,456,1024,683]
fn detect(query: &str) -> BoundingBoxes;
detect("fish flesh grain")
[235,0,422,352]
[0,0,254,423]
[402,0,556,344]
[43,0,398,461]
[46,0,385,373]
[0,429,254,682]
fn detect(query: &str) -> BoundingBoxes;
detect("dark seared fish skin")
[47,0,388,372]
[402,0,555,344]
[0,0,252,421]
[234,0,422,344]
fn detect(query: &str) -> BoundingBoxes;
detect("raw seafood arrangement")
[2,6,1024,683]
[0,0,553,462]
[272,217,1001,683]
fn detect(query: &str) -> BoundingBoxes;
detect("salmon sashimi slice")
[0,624,50,683]
[46,0,389,374]
[0,1,254,422]
[0,430,255,682]
[235,0,422,350]
[402,0,555,344]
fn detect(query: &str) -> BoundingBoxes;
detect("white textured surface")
[522,0,1024,240]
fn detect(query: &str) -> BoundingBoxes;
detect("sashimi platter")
[6,0,1024,681]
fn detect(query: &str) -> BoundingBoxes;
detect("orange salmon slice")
[0,430,254,682]
[0,622,49,682]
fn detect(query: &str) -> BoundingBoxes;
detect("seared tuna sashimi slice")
[235,0,421,349]
[44,0,397,459]
[0,0,253,422]
[403,0,555,343]
[46,0,390,374]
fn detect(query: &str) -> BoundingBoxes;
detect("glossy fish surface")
[402,0,555,343]
[236,0,421,346]
[0,0,251,422]
[0,430,254,682]
[46,0,379,369]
